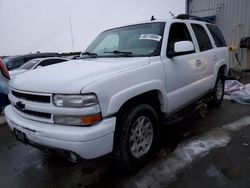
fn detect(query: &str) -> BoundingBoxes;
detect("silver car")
[9,57,69,78]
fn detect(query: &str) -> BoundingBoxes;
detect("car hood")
[9,69,27,78]
[10,57,149,94]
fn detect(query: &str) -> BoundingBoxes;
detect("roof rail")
[176,14,212,23]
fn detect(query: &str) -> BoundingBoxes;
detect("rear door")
[190,23,217,90]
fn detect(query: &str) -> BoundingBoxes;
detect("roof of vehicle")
[104,14,214,31]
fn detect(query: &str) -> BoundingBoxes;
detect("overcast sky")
[0,0,185,56]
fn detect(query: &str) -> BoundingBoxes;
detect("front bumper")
[4,105,116,159]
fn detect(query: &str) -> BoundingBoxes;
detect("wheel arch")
[212,62,228,87]
[116,90,164,117]
[105,81,166,117]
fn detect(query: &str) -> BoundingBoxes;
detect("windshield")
[2,56,15,64]
[83,22,165,58]
[18,59,40,70]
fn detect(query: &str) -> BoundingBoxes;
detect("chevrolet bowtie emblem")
[16,101,25,110]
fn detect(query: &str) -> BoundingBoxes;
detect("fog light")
[65,151,80,163]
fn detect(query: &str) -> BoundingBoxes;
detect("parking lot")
[1,99,250,188]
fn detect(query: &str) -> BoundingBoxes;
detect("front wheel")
[210,73,224,107]
[113,103,159,171]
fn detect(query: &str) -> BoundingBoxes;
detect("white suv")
[5,15,228,170]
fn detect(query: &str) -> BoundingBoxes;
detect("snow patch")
[125,116,250,188]
[222,116,250,131]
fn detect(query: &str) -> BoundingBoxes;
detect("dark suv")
[3,52,60,71]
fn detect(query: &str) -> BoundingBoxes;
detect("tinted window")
[36,59,67,68]
[19,59,40,70]
[206,24,226,47]
[167,23,193,57]
[11,59,25,68]
[191,24,212,52]
[24,57,36,63]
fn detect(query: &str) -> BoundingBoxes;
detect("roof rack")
[176,14,213,23]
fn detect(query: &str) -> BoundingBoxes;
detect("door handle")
[195,60,202,67]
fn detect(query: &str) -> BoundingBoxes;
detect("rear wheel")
[113,103,159,171]
[210,73,224,107]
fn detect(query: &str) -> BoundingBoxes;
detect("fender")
[106,80,166,116]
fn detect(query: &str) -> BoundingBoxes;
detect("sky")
[0,0,185,56]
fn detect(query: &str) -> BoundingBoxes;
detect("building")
[186,0,250,69]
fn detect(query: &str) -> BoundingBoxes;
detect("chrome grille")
[12,90,50,103]
[10,89,53,122]
[13,105,51,119]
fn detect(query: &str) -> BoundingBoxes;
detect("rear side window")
[206,24,227,47]
[191,24,212,52]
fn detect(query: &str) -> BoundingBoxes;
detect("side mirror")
[174,41,194,53]
[168,41,195,58]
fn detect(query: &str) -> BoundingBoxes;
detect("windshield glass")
[2,56,15,64]
[84,22,165,58]
[18,59,40,70]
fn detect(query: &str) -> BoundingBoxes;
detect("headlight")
[53,94,98,107]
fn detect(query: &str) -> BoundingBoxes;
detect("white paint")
[174,40,194,53]
[125,116,250,188]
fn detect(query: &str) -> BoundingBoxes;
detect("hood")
[10,57,149,94]
[9,69,27,78]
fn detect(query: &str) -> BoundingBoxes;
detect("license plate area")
[14,128,27,144]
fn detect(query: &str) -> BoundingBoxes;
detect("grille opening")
[14,105,51,119]
[12,90,50,103]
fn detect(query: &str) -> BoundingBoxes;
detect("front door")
[162,22,210,113]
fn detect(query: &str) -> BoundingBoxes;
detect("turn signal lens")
[81,114,102,126]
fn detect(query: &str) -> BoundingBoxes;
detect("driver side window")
[167,23,193,57]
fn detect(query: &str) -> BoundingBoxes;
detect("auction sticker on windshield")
[139,34,162,41]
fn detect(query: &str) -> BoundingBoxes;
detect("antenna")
[151,15,156,21]
[69,16,75,52]
[169,11,175,18]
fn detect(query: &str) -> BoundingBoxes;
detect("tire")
[210,73,224,107]
[113,103,159,171]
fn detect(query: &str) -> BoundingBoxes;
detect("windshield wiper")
[79,52,98,58]
[103,50,133,57]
